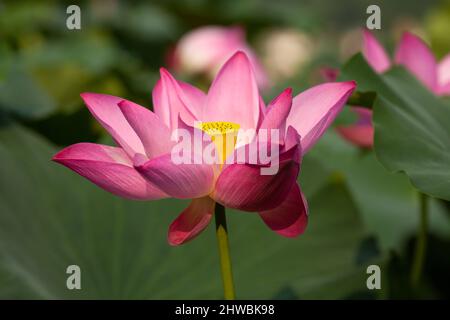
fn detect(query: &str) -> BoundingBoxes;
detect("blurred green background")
[0,0,450,299]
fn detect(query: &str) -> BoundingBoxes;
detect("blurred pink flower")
[173,26,269,89]
[257,28,315,81]
[337,30,450,148]
[363,30,450,95]
[53,52,355,245]
[319,67,340,82]
[336,107,374,149]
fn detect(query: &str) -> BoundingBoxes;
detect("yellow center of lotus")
[200,121,240,164]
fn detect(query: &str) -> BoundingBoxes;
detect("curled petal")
[118,100,174,159]
[52,143,166,200]
[260,88,293,134]
[80,93,145,156]
[283,126,301,152]
[287,81,356,153]
[203,51,260,130]
[168,197,214,246]
[152,68,204,129]
[259,183,308,237]
[177,81,207,113]
[213,145,300,212]
[362,30,391,73]
[394,32,438,93]
[135,153,215,199]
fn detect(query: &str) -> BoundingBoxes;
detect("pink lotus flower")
[53,52,355,245]
[337,30,450,148]
[173,26,269,89]
[363,30,450,95]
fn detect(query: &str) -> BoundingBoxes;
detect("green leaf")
[0,123,371,299]
[308,131,450,251]
[115,4,179,41]
[341,54,450,201]
[347,91,377,109]
[0,63,56,119]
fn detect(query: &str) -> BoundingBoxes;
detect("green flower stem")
[410,192,429,288]
[215,203,235,300]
